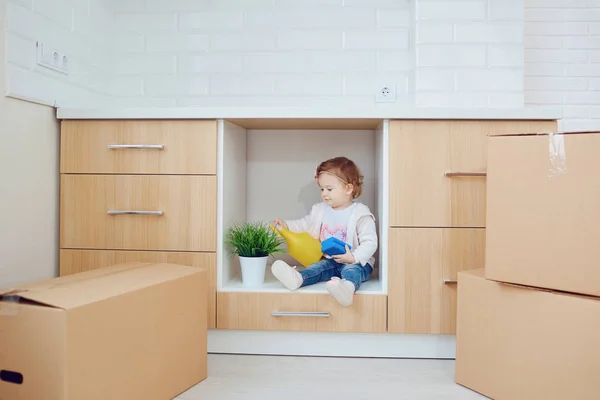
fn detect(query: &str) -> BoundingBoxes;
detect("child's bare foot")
[271,260,303,290]
[326,277,355,306]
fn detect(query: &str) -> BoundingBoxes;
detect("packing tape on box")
[548,132,567,177]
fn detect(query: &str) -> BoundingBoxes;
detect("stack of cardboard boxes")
[455,130,600,399]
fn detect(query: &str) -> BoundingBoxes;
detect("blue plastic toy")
[321,236,352,256]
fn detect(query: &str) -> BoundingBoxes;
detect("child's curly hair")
[315,156,364,199]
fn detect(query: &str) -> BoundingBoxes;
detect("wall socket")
[376,84,396,103]
[36,41,69,75]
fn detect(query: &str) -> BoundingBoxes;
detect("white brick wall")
[112,0,414,107]
[524,0,600,131]
[5,0,114,107]
[415,0,525,108]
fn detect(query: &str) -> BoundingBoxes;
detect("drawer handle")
[445,171,486,177]
[108,144,164,150]
[271,311,330,318]
[107,210,164,216]
[444,279,457,284]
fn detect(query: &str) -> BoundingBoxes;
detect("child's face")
[317,172,353,209]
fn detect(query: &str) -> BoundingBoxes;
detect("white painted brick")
[561,106,592,118]
[345,30,410,50]
[111,77,144,96]
[418,45,487,67]
[7,33,36,69]
[178,54,244,73]
[525,77,589,91]
[146,34,209,52]
[344,0,409,5]
[588,106,600,118]
[276,31,343,50]
[179,12,244,30]
[344,73,408,95]
[525,36,562,49]
[308,51,376,73]
[455,23,524,44]
[417,1,487,20]
[524,91,564,104]
[210,0,273,8]
[209,74,274,96]
[525,49,589,63]
[592,51,600,62]
[275,0,342,5]
[565,64,600,76]
[144,0,211,11]
[145,76,209,96]
[525,22,589,36]
[563,36,600,49]
[245,9,376,29]
[116,55,176,75]
[113,0,144,13]
[526,0,599,8]
[561,119,600,132]
[488,93,524,107]
[243,53,307,73]
[116,13,177,32]
[416,92,489,107]
[417,23,454,44]
[33,0,72,29]
[525,63,565,76]
[524,9,564,21]
[489,45,524,67]
[377,9,411,29]
[377,51,413,71]
[117,34,145,53]
[273,75,343,95]
[562,9,600,21]
[591,23,600,35]
[9,0,32,9]
[456,70,523,91]
[564,91,600,104]
[416,69,455,91]
[210,33,276,51]
[115,97,177,107]
[489,1,524,21]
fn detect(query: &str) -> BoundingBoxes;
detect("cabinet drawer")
[60,174,217,251]
[388,120,557,227]
[59,249,217,329]
[217,292,387,333]
[387,227,485,334]
[60,120,217,174]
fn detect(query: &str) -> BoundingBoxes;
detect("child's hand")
[273,219,288,230]
[333,245,356,264]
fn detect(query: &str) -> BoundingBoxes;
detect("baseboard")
[207,329,456,359]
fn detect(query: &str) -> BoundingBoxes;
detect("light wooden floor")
[175,354,488,399]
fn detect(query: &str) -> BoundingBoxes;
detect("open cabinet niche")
[217,118,389,295]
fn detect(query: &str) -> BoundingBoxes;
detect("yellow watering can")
[270,225,323,267]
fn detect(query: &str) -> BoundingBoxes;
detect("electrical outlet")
[376,84,396,103]
[36,41,69,75]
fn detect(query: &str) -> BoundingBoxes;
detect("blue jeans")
[299,258,373,290]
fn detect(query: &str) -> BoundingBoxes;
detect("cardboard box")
[0,262,207,400]
[455,269,600,400]
[485,130,600,296]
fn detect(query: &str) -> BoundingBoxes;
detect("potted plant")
[225,221,284,287]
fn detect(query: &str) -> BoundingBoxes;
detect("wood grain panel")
[217,292,387,333]
[60,174,217,251]
[59,249,217,329]
[60,120,217,174]
[388,120,558,227]
[387,227,486,334]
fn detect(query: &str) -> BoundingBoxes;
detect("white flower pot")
[239,256,268,288]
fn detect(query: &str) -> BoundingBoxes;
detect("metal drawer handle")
[444,279,457,284]
[108,144,164,150]
[271,311,330,318]
[445,171,486,177]
[107,210,164,216]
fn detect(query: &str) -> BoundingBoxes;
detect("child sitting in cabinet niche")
[272,156,378,307]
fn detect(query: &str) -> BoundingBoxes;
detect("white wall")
[524,0,600,131]
[5,0,114,107]
[0,0,60,288]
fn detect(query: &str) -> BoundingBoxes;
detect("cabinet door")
[60,249,217,329]
[387,227,486,334]
[60,174,217,252]
[388,120,558,227]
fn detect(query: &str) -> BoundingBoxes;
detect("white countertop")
[55,106,563,120]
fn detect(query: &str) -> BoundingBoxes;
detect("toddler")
[272,156,378,306]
